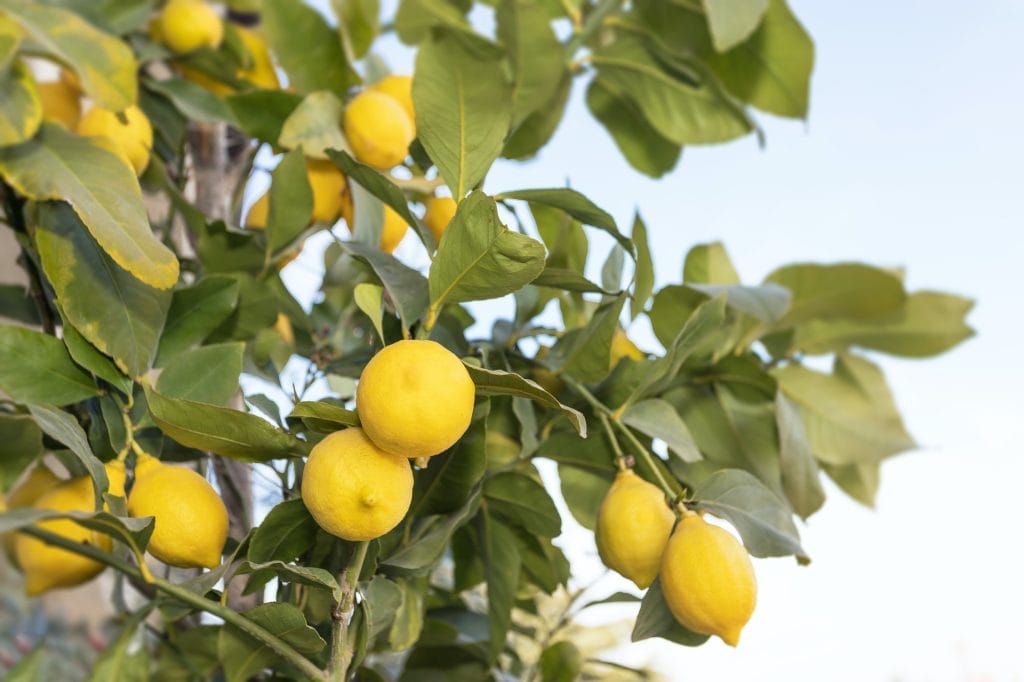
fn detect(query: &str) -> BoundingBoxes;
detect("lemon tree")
[0,0,975,679]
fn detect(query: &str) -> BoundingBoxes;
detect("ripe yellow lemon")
[237,27,279,90]
[610,328,645,367]
[14,468,125,596]
[369,75,414,126]
[77,105,153,176]
[380,206,409,253]
[344,90,414,169]
[423,196,457,244]
[595,469,674,589]
[158,0,223,55]
[37,80,81,129]
[357,340,475,458]
[245,191,269,229]
[301,427,413,541]
[660,513,757,647]
[307,159,347,224]
[3,464,62,567]
[133,453,164,481]
[127,465,228,569]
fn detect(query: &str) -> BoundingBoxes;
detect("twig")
[328,541,369,681]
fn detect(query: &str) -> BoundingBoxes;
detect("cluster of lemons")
[596,470,757,647]
[302,340,475,541]
[3,454,227,595]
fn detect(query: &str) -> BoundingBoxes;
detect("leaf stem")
[328,541,370,681]
[22,527,327,682]
[598,413,627,470]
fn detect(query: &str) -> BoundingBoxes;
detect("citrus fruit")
[301,427,413,541]
[245,191,269,229]
[595,469,674,588]
[158,0,223,55]
[127,465,228,569]
[659,512,757,647]
[37,79,81,129]
[77,104,153,176]
[343,90,414,169]
[307,159,346,224]
[356,340,475,459]
[369,75,414,126]
[3,464,62,567]
[380,206,409,253]
[423,196,457,244]
[237,27,279,89]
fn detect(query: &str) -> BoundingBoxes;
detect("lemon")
[307,159,347,224]
[274,312,295,348]
[133,453,164,481]
[301,427,413,541]
[660,513,757,647]
[610,327,645,367]
[245,191,269,229]
[595,469,674,589]
[3,464,62,567]
[37,80,81,129]
[344,90,414,169]
[77,104,153,176]
[237,28,279,90]
[369,75,414,126]
[158,0,223,55]
[59,69,82,93]
[380,206,409,253]
[127,465,228,569]
[14,462,126,596]
[357,340,476,459]
[423,196,457,244]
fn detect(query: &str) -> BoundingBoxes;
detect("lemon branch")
[22,526,329,682]
[599,413,628,471]
[329,540,370,681]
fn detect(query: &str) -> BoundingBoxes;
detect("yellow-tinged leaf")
[0,60,41,145]
[0,124,178,289]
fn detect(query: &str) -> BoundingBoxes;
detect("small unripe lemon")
[301,428,413,541]
[357,340,475,458]
[307,159,347,224]
[37,80,81,129]
[660,513,757,647]
[610,328,645,367]
[380,206,409,253]
[77,105,153,176]
[369,75,414,126]
[595,469,674,589]
[14,463,126,596]
[344,90,414,169]
[158,0,224,55]
[423,196,457,244]
[127,465,228,569]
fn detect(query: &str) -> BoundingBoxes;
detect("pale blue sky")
[277,1,1024,678]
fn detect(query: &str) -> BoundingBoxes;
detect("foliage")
[0,0,972,679]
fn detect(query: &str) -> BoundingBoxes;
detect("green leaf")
[497,187,632,256]
[266,149,313,255]
[549,294,626,383]
[414,30,512,198]
[411,410,487,516]
[87,605,153,682]
[556,465,611,530]
[278,90,347,158]
[156,342,243,406]
[790,290,975,358]
[156,276,240,365]
[145,78,237,125]
[26,403,107,505]
[775,391,825,519]
[35,202,170,378]
[622,399,702,463]
[0,283,38,326]
[236,560,342,601]
[226,89,303,145]
[0,505,154,555]
[354,282,386,342]
[287,401,360,432]
[383,489,480,574]
[593,35,751,145]
[338,240,429,325]
[534,267,617,295]
[218,603,325,682]
[821,461,879,508]
[427,191,545,318]
[773,355,915,466]
[262,0,358,96]
[0,124,178,289]
[388,578,426,651]
[495,0,564,127]
[539,641,582,682]
[463,363,586,436]
[60,321,132,396]
[206,274,279,341]
[708,0,814,118]
[684,241,740,284]
[363,575,403,638]
[332,0,380,58]
[687,282,791,322]
[477,511,520,661]
[0,414,42,489]
[0,14,23,72]
[585,78,681,179]
[395,0,470,46]
[695,468,806,559]
[0,324,97,405]
[702,0,769,52]
[145,386,310,462]
[483,471,561,537]
[4,644,46,682]
[0,60,40,146]
[631,578,710,645]
[248,498,318,564]
[764,262,906,327]
[504,72,570,160]
[0,1,137,109]
[630,214,654,319]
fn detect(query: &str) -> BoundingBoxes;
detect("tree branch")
[328,541,369,681]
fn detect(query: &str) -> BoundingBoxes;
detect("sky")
[276,0,1024,679]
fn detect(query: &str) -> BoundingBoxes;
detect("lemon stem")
[21,526,328,681]
[329,540,370,681]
